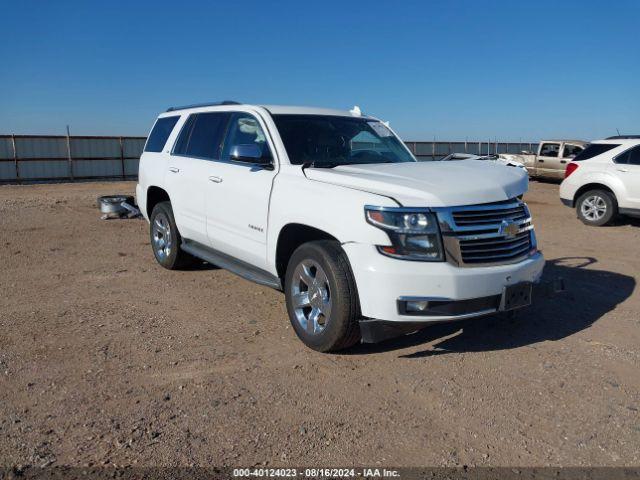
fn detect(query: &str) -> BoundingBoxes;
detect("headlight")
[365,206,444,261]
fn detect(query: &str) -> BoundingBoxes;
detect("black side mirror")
[230,144,273,169]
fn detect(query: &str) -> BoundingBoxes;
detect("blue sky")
[1,0,638,141]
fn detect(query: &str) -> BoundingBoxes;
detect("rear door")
[536,142,562,178]
[612,145,640,209]
[165,111,230,246]
[559,143,584,178]
[204,111,277,270]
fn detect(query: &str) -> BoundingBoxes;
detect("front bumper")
[343,243,545,324]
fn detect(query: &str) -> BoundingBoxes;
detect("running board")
[181,239,282,290]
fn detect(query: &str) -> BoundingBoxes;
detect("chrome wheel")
[290,260,332,335]
[152,212,172,260]
[581,195,607,221]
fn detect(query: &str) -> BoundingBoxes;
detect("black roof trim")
[166,101,241,112]
[605,135,640,139]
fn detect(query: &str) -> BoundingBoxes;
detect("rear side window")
[173,115,196,155]
[144,116,180,152]
[615,145,640,165]
[573,143,620,161]
[173,112,230,159]
[562,144,583,158]
[539,143,560,157]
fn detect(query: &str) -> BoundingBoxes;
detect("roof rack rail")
[605,135,640,139]
[166,101,241,112]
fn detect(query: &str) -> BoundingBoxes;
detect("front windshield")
[272,114,416,166]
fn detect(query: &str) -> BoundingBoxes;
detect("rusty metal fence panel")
[0,135,538,183]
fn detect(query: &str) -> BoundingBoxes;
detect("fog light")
[405,300,429,312]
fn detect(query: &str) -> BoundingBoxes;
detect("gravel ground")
[0,180,639,469]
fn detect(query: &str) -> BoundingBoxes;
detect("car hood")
[304,161,528,207]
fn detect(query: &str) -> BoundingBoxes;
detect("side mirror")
[230,144,273,168]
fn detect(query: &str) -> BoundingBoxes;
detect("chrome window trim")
[169,111,277,170]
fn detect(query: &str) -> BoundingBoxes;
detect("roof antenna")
[616,128,621,136]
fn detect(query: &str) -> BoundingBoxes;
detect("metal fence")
[0,135,538,183]
[0,134,146,183]
[406,141,538,161]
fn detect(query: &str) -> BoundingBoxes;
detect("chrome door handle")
[168,167,180,173]
[617,168,629,172]
[208,176,223,183]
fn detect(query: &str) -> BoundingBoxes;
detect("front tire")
[149,201,194,269]
[576,189,617,226]
[284,240,361,352]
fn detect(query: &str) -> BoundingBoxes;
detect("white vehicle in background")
[137,101,545,352]
[500,140,587,180]
[560,136,640,226]
[441,153,527,171]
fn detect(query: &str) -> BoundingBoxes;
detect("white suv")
[136,102,544,351]
[560,137,640,226]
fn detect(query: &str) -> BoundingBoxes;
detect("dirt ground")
[0,180,639,469]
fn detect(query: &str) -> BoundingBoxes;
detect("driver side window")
[540,143,560,157]
[222,113,272,162]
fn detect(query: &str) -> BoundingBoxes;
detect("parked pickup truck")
[500,140,587,180]
[136,102,545,351]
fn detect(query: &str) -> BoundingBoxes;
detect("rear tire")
[149,201,194,269]
[284,240,361,352]
[576,189,617,226]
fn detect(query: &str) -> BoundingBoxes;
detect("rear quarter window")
[144,116,180,152]
[573,143,620,161]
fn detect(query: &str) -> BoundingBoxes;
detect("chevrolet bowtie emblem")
[500,219,519,238]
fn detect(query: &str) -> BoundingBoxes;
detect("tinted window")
[539,143,560,157]
[563,144,583,158]
[630,146,640,165]
[144,116,179,152]
[173,115,196,155]
[616,145,640,165]
[179,112,230,159]
[222,113,272,161]
[573,143,620,161]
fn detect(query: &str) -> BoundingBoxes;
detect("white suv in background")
[560,136,640,226]
[137,101,544,352]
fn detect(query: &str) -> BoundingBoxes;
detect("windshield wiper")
[301,161,341,170]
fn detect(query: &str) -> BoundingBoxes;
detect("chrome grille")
[435,199,536,267]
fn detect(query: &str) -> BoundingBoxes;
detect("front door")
[205,112,277,270]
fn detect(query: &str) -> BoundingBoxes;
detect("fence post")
[119,136,126,179]
[11,134,20,183]
[65,125,74,181]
